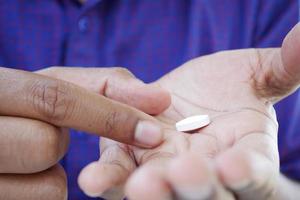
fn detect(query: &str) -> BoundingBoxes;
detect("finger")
[78,139,136,199]
[0,67,163,147]
[37,67,171,115]
[125,152,173,200]
[0,116,69,174]
[253,23,300,101]
[216,134,279,200]
[167,154,234,200]
[125,163,173,200]
[0,164,67,200]
[281,23,300,86]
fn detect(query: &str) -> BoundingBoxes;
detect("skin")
[1,21,298,200]
[77,23,300,200]
[0,67,170,200]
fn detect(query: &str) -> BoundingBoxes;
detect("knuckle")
[32,125,68,171]
[103,109,136,142]
[46,66,60,75]
[27,80,76,123]
[111,67,134,77]
[0,120,68,173]
[47,66,60,71]
[104,110,118,137]
[38,66,60,77]
[45,66,60,72]
[43,128,66,165]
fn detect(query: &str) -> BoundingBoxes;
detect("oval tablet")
[175,115,210,132]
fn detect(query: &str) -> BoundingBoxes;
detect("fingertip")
[78,162,109,197]
[134,120,164,148]
[168,154,211,184]
[125,168,171,200]
[141,84,171,115]
[215,151,252,190]
[167,154,213,199]
[105,78,171,115]
[125,169,149,200]
[125,83,171,115]
[282,22,300,52]
[78,162,101,197]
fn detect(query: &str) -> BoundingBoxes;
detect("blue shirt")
[0,1,299,199]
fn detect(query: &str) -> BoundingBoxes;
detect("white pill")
[175,115,210,132]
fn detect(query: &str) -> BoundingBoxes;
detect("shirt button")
[78,17,89,32]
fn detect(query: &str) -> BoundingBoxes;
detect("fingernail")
[134,120,163,147]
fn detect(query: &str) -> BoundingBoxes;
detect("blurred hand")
[78,23,300,200]
[0,67,170,200]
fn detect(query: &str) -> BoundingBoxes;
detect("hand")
[0,67,170,200]
[78,23,300,200]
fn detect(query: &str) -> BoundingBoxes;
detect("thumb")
[254,23,300,101]
[281,22,300,88]
[37,67,171,115]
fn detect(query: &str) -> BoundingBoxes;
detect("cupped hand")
[78,23,300,200]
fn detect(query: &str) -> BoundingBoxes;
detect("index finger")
[0,67,163,148]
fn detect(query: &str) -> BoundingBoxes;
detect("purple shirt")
[0,1,299,199]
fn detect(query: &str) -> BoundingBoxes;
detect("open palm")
[79,24,300,200]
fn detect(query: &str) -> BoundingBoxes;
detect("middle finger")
[0,116,69,173]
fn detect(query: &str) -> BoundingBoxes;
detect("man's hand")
[78,23,300,200]
[0,67,170,199]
